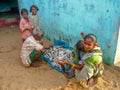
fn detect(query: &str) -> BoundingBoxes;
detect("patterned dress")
[30,15,40,29]
[21,36,43,66]
[19,18,33,39]
[75,47,104,81]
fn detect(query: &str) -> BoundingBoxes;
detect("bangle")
[71,64,75,68]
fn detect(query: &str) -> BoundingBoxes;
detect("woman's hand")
[74,64,84,70]
[58,60,68,65]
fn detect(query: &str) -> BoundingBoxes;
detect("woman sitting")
[58,33,104,88]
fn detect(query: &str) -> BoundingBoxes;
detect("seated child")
[21,28,44,67]
[33,27,44,45]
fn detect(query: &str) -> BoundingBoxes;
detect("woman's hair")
[33,28,44,37]
[84,34,97,43]
[30,5,39,12]
[21,8,28,15]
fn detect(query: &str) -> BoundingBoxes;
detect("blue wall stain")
[84,4,95,12]
[18,0,120,65]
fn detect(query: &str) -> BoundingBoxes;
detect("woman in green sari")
[58,33,104,88]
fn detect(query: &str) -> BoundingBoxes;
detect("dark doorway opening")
[0,0,20,27]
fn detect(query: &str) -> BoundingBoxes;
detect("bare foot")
[87,77,94,86]
[31,62,40,67]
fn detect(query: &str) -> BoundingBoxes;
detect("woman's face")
[31,7,37,15]
[83,38,95,52]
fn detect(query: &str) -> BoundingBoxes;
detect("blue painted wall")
[18,0,120,65]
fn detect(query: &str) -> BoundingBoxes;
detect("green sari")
[75,47,104,81]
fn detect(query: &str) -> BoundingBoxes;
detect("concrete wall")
[18,0,120,65]
[115,26,120,64]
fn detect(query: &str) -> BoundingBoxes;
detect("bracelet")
[71,64,75,69]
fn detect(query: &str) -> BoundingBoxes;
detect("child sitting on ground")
[21,28,45,67]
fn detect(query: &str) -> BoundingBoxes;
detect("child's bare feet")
[31,62,40,67]
[87,77,94,86]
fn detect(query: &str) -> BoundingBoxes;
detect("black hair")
[76,40,84,51]
[84,34,97,43]
[30,5,39,12]
[21,8,28,15]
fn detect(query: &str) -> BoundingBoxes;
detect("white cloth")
[78,47,102,64]
[21,35,43,66]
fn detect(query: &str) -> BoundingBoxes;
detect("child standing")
[21,28,44,67]
[30,5,40,29]
[19,8,34,41]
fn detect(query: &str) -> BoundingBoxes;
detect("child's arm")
[39,39,44,45]
[73,64,84,70]
[38,16,40,28]
[28,18,34,30]
[80,32,86,39]
[34,49,45,60]
[19,19,25,33]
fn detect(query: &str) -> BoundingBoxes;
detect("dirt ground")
[0,26,120,90]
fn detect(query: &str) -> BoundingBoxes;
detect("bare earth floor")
[0,26,120,90]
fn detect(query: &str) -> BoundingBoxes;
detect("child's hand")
[38,49,45,54]
[41,49,46,53]
[39,40,43,45]
[80,32,85,39]
[45,45,52,49]
[32,26,34,30]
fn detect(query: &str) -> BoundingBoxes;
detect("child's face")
[22,12,28,19]
[31,7,37,15]
[34,35,42,41]
[83,38,95,52]
[24,30,31,36]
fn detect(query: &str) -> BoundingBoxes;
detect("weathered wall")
[18,0,120,65]
[115,26,120,64]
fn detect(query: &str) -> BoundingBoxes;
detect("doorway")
[0,0,19,27]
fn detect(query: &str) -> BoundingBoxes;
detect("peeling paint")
[18,0,120,65]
